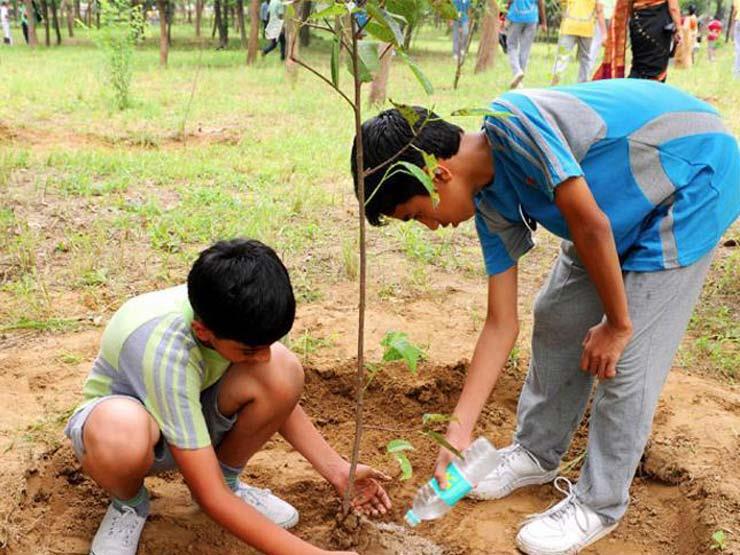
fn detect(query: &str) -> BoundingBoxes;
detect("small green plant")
[58,351,84,365]
[710,529,727,551]
[342,237,359,281]
[90,0,143,110]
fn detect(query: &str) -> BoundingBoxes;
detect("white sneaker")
[469,443,558,500]
[516,477,618,555]
[90,503,147,555]
[510,71,525,89]
[235,481,299,529]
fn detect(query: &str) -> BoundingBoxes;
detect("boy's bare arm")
[433,266,519,487]
[170,445,330,555]
[554,176,632,380]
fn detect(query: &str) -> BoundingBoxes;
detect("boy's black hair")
[351,107,463,226]
[187,238,295,346]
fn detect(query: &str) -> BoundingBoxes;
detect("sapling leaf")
[348,40,380,83]
[364,3,404,46]
[389,99,419,129]
[309,2,347,20]
[384,161,436,201]
[424,430,464,459]
[385,0,415,22]
[364,20,396,43]
[393,451,413,480]
[422,413,459,426]
[450,107,511,118]
[396,51,434,94]
[380,330,425,373]
[330,33,340,87]
[387,438,415,453]
[429,0,458,20]
[419,150,439,176]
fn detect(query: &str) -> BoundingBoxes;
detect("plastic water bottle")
[404,437,500,527]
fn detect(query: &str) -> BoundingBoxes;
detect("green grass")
[0,20,738,379]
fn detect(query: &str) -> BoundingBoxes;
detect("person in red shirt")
[707,18,722,61]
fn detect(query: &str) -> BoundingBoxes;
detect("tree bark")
[40,0,50,46]
[195,0,202,36]
[236,0,246,47]
[285,0,302,77]
[246,0,259,63]
[51,0,61,44]
[368,43,392,106]
[298,0,311,46]
[157,0,168,66]
[475,0,499,73]
[64,0,73,37]
[166,0,172,45]
[74,0,79,20]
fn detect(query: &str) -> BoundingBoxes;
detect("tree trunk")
[195,0,202,36]
[65,0,73,37]
[236,0,246,47]
[214,0,228,47]
[246,0,259,63]
[95,0,99,28]
[285,0,302,77]
[51,0,61,44]
[74,0,79,20]
[157,0,168,66]
[474,0,499,74]
[23,0,39,46]
[223,1,229,43]
[41,0,50,46]
[299,0,311,46]
[166,0,172,45]
[368,43,392,106]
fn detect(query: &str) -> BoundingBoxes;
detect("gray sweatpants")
[552,33,593,82]
[507,22,538,76]
[515,242,714,523]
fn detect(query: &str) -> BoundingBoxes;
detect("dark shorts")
[64,379,236,473]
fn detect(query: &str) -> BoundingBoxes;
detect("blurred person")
[551,0,607,84]
[262,0,285,60]
[505,0,548,88]
[452,0,472,60]
[674,5,698,69]
[1,0,11,45]
[588,0,616,72]
[260,0,269,38]
[707,16,722,61]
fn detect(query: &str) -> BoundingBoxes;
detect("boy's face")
[390,168,476,230]
[192,320,272,364]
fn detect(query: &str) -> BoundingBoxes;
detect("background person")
[707,16,722,61]
[1,0,11,45]
[262,0,286,60]
[452,0,472,60]
[588,0,616,73]
[551,0,607,84]
[505,0,548,88]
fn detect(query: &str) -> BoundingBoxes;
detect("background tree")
[157,0,168,65]
[23,0,39,46]
[474,0,499,73]
[247,0,259,63]
[236,0,247,46]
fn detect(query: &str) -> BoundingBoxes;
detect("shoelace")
[490,444,542,478]
[522,477,590,535]
[237,484,273,509]
[107,506,142,544]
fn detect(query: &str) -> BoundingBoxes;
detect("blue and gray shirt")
[476,78,739,275]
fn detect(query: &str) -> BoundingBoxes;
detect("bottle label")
[429,462,472,507]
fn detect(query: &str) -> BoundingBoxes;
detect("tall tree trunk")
[246,0,259,63]
[195,0,203,36]
[166,0,172,45]
[74,0,80,20]
[157,0,168,66]
[51,0,61,43]
[95,0,100,28]
[41,0,50,46]
[474,0,499,73]
[285,0,302,77]
[84,0,91,26]
[223,1,229,43]
[214,0,228,48]
[368,43,392,106]
[236,0,246,47]
[64,0,74,37]
[298,0,311,46]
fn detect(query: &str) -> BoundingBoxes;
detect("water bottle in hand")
[405,437,500,527]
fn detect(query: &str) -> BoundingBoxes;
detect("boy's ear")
[433,163,453,186]
[191,319,215,343]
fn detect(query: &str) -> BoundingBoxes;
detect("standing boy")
[505,0,547,88]
[65,238,390,555]
[1,0,11,45]
[351,79,739,554]
[552,0,606,83]
[452,0,472,60]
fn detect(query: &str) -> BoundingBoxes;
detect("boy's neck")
[449,131,495,196]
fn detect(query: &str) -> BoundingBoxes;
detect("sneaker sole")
[279,511,300,530]
[468,469,558,501]
[515,521,619,555]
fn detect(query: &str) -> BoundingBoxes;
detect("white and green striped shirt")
[79,285,230,449]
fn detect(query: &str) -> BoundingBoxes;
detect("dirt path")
[1,327,738,555]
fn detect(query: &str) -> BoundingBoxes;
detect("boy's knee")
[265,346,305,406]
[83,400,156,472]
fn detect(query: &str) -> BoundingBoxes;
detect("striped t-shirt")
[476,79,739,275]
[78,285,230,449]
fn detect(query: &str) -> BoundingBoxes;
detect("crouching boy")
[65,238,390,555]
[351,79,739,554]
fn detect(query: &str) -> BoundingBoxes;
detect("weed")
[342,237,359,281]
[58,351,84,365]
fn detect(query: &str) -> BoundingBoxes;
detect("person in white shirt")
[1,0,12,45]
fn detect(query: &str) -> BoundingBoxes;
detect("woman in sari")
[593,0,681,81]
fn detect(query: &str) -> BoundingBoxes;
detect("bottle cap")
[404,509,421,527]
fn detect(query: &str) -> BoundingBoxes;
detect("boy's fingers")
[371,469,392,481]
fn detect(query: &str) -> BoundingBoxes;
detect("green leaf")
[387,438,415,453]
[429,0,458,20]
[396,51,433,95]
[348,40,380,83]
[424,430,464,459]
[364,20,395,43]
[308,2,347,20]
[365,3,404,46]
[422,413,459,426]
[450,107,511,118]
[383,161,437,201]
[392,451,413,480]
[380,330,425,373]
[389,99,419,129]
[330,33,340,87]
[419,150,438,176]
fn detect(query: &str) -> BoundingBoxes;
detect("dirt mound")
[2,355,738,554]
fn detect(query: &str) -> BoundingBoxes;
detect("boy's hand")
[580,320,632,379]
[334,464,392,517]
[432,426,470,490]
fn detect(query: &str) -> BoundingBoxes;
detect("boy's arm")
[596,1,607,36]
[553,176,632,379]
[538,0,548,30]
[433,266,519,488]
[170,445,330,555]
